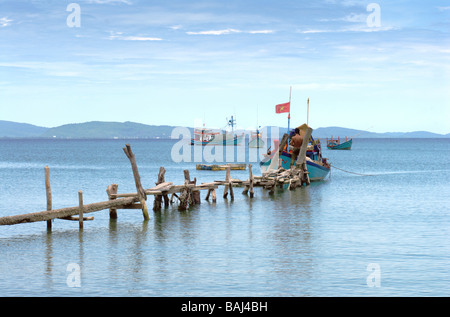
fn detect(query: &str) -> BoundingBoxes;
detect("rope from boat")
[330,164,374,177]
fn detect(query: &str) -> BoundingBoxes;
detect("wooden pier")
[0,129,313,229]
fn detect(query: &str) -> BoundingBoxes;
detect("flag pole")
[287,86,292,152]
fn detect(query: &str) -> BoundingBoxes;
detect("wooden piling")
[205,188,212,201]
[45,166,52,230]
[123,144,149,220]
[106,184,119,219]
[153,167,167,211]
[242,164,254,198]
[223,165,234,199]
[249,164,254,198]
[178,169,191,211]
[78,190,84,230]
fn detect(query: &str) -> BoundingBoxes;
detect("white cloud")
[186,28,274,35]
[85,0,132,4]
[437,6,450,11]
[120,36,163,41]
[297,25,394,34]
[341,13,367,23]
[0,17,12,27]
[109,32,162,41]
[248,30,274,34]
[291,82,368,90]
[186,28,242,35]
[298,29,328,34]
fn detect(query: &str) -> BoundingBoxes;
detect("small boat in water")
[326,137,352,150]
[191,115,244,146]
[260,124,330,181]
[190,129,243,146]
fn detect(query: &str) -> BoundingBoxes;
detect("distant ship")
[191,115,243,146]
[326,136,353,150]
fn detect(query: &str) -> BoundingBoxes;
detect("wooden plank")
[112,183,214,198]
[59,216,94,221]
[0,197,138,226]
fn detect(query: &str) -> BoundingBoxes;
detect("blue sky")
[0,0,449,133]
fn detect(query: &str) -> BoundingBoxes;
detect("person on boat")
[289,128,303,167]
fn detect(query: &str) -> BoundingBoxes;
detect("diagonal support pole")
[123,144,149,220]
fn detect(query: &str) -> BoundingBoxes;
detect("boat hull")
[191,135,243,146]
[260,151,330,181]
[305,160,331,181]
[327,139,352,150]
[248,137,265,148]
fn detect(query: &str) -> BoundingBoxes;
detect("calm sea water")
[0,138,449,297]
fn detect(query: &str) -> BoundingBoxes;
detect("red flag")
[275,102,290,114]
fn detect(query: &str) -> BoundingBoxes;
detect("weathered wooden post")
[192,179,201,205]
[178,169,191,211]
[223,165,234,199]
[122,144,149,220]
[153,167,167,211]
[205,188,212,201]
[295,127,313,186]
[106,184,118,219]
[45,166,52,230]
[249,164,254,198]
[242,164,254,198]
[78,190,84,230]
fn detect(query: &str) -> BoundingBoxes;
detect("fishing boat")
[326,137,352,150]
[260,124,330,181]
[248,129,265,148]
[190,129,243,146]
[191,116,244,146]
[196,163,247,171]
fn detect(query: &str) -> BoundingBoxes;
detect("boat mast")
[228,115,236,133]
[307,98,309,127]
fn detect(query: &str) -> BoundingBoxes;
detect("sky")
[0,0,449,134]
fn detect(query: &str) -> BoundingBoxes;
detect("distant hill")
[312,127,449,139]
[262,126,449,139]
[0,120,448,139]
[40,121,183,139]
[0,120,48,138]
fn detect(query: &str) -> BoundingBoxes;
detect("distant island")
[0,120,449,139]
